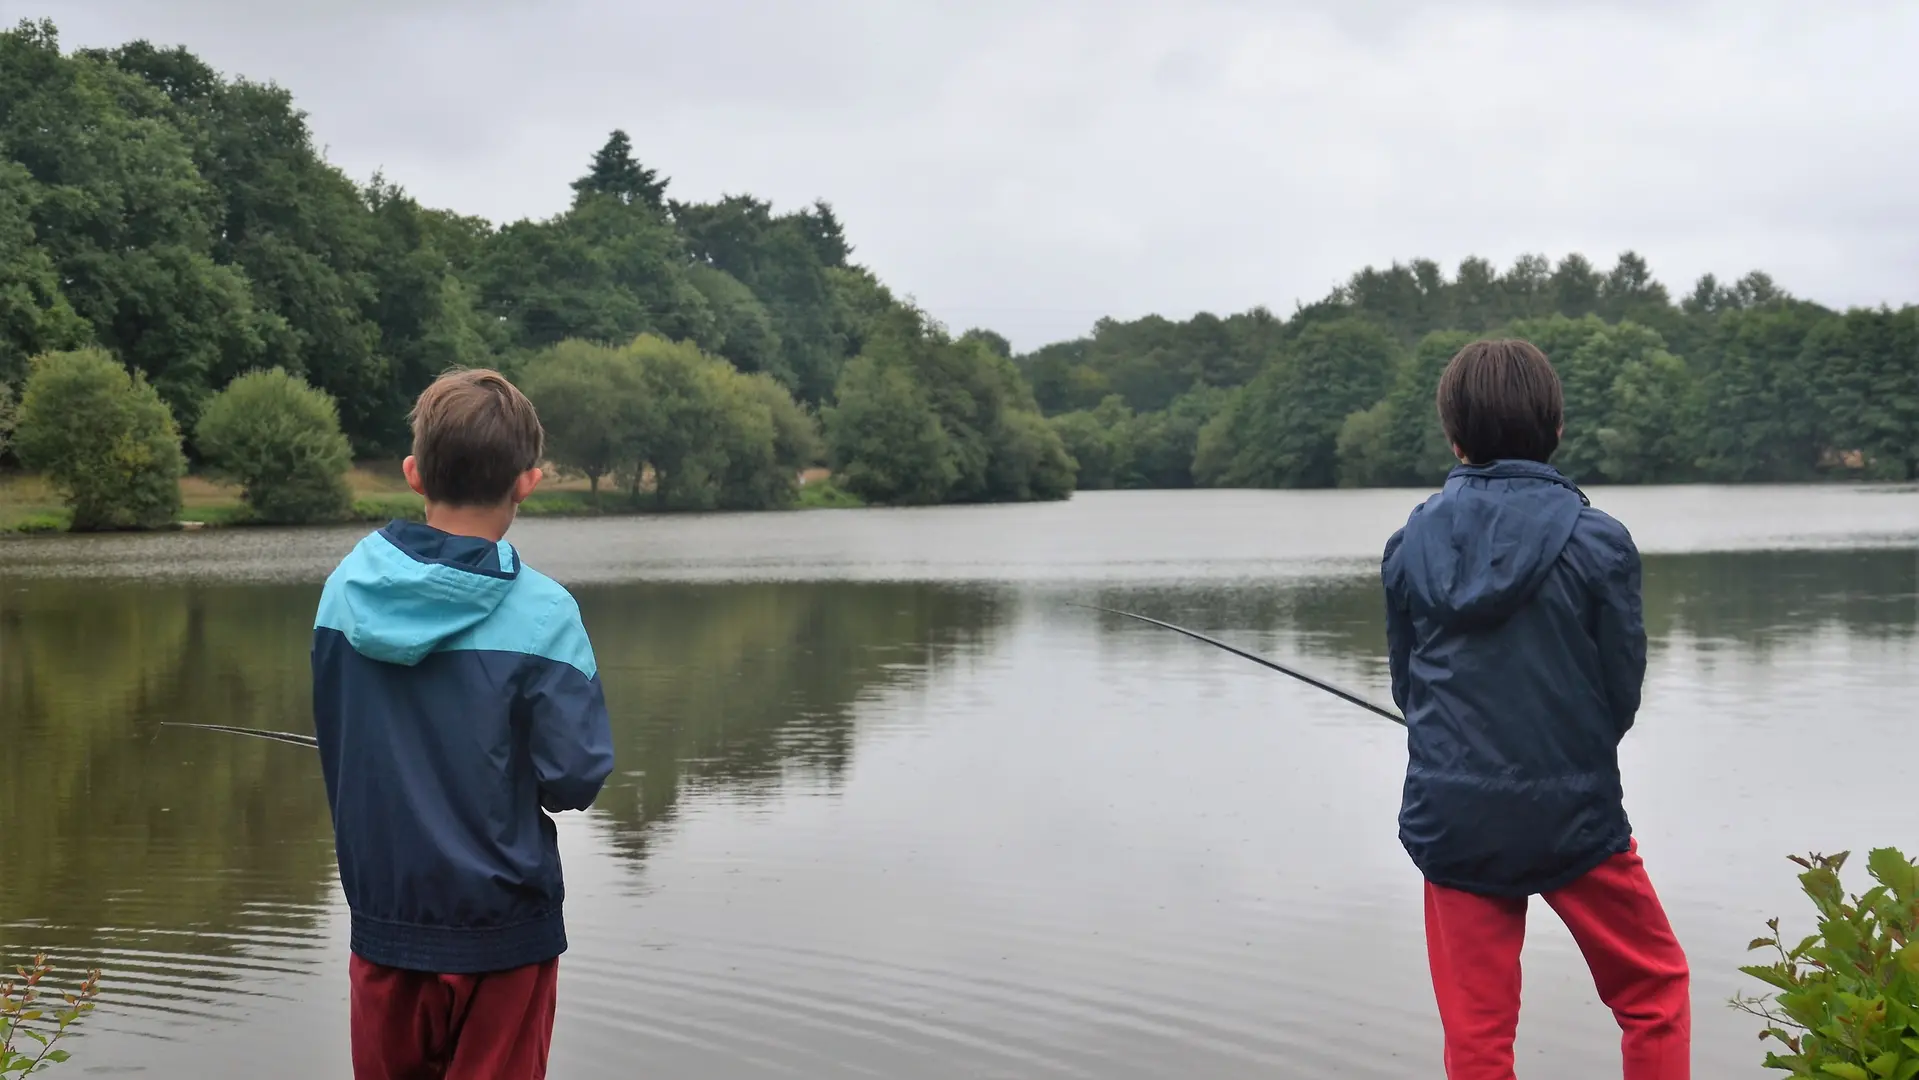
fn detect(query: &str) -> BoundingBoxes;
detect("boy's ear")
[402,456,427,497]
[511,467,543,506]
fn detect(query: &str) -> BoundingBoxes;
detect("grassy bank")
[0,465,863,535]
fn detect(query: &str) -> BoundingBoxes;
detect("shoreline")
[0,466,867,537]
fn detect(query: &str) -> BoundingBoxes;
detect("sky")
[18,0,1919,350]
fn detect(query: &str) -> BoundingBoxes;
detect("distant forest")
[1026,253,1918,489]
[3,18,1913,509]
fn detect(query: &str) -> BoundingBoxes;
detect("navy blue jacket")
[1382,461,1647,898]
[312,522,615,973]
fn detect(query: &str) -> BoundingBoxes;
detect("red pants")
[1424,840,1690,1080]
[349,954,558,1080]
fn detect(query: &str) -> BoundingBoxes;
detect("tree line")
[1031,253,1918,488]
[5,19,1911,527]
[0,20,1071,528]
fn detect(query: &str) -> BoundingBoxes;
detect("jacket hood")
[329,521,520,666]
[1386,461,1588,630]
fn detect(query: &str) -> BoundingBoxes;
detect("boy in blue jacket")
[1382,341,1690,1080]
[312,369,615,1080]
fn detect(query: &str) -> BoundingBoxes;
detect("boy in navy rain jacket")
[312,369,614,1080]
[1382,341,1690,1080]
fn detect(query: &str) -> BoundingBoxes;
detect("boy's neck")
[422,502,517,543]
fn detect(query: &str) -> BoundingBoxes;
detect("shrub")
[195,369,353,524]
[1732,848,1919,1079]
[14,349,185,530]
[1,954,101,1075]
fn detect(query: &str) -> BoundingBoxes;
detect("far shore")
[0,464,857,536]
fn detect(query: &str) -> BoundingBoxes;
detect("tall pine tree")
[571,130,667,210]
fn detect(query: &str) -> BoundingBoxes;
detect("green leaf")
[1742,966,1803,992]
[42,1050,67,1064]
[1824,1064,1872,1080]
[1869,849,1917,897]
[1868,1052,1901,1078]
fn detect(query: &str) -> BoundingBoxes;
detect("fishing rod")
[1078,605,1406,726]
[159,722,318,748]
[156,609,1401,745]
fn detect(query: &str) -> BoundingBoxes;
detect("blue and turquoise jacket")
[312,521,615,974]
[1383,461,1647,898]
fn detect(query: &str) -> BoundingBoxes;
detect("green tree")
[519,339,642,500]
[0,381,15,456]
[621,335,728,509]
[1050,408,1122,490]
[686,264,787,384]
[1550,254,1604,318]
[1553,321,1674,482]
[1451,256,1503,331]
[1116,385,1230,489]
[357,177,504,453]
[1695,302,1830,481]
[620,334,796,511]
[739,370,822,474]
[707,367,788,511]
[1194,318,1401,488]
[478,193,713,353]
[1811,307,1919,480]
[1597,349,1703,484]
[0,160,89,384]
[1497,254,1556,321]
[986,409,1076,501]
[14,347,186,530]
[1376,329,1474,485]
[675,194,850,403]
[194,368,352,523]
[1,25,267,429]
[1334,400,1398,488]
[958,328,1013,359]
[827,302,1067,504]
[825,353,956,506]
[571,129,666,210]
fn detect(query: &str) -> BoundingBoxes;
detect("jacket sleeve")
[1382,529,1413,714]
[1594,530,1648,735]
[523,597,616,813]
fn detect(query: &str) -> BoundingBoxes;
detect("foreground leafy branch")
[1731,848,1919,1079]
[0,956,101,1076]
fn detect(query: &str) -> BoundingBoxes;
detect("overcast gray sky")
[20,0,1918,348]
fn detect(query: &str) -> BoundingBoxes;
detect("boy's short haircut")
[409,368,544,506]
[1435,340,1564,465]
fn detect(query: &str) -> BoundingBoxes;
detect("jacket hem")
[1409,833,1632,899]
[348,909,568,975]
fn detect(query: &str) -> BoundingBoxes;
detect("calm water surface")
[2,487,1915,1078]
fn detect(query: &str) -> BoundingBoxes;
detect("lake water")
[2,486,1915,1078]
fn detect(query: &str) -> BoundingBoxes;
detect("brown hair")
[1435,340,1564,465]
[408,368,544,506]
